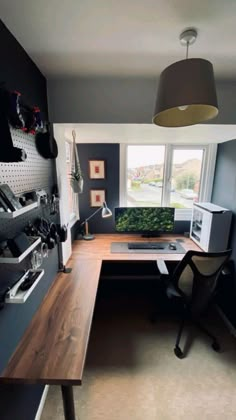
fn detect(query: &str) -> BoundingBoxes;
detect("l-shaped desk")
[0,234,200,420]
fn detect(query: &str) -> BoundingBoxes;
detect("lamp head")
[102,201,112,218]
[81,201,112,240]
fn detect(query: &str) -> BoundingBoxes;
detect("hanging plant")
[70,130,84,194]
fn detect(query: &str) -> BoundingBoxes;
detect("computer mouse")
[169,243,177,250]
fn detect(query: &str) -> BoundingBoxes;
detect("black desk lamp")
[82,201,112,240]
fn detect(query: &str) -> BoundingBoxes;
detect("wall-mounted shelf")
[0,236,41,264]
[191,229,200,239]
[0,201,38,219]
[5,269,44,304]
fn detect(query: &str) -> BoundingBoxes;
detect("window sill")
[175,208,192,221]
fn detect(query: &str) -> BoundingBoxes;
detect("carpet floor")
[41,293,236,420]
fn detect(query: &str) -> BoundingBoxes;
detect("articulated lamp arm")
[81,202,112,240]
[83,206,103,224]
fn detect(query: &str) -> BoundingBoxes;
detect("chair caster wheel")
[174,346,184,359]
[212,341,220,352]
[149,313,158,324]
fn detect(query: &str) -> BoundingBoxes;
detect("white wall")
[53,125,72,265]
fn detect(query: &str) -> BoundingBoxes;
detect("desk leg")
[61,385,76,420]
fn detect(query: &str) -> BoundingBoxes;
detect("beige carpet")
[41,296,236,420]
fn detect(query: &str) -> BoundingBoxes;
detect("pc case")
[190,202,232,252]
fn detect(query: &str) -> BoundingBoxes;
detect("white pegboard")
[0,128,53,194]
[0,128,57,242]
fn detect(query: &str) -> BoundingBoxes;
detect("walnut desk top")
[71,233,200,262]
[0,234,199,385]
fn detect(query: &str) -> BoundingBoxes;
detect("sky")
[127,146,203,168]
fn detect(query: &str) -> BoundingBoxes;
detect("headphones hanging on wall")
[35,123,58,159]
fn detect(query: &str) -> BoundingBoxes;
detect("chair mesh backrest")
[173,250,231,317]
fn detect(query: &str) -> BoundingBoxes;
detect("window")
[120,144,217,220]
[170,148,204,209]
[127,145,165,207]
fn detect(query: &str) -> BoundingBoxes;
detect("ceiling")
[1,0,236,78]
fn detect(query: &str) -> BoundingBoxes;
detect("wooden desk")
[71,233,198,261]
[0,234,200,420]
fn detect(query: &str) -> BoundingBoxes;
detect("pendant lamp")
[152,29,219,127]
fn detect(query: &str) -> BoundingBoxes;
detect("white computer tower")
[190,202,232,252]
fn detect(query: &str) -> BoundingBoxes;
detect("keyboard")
[128,242,165,250]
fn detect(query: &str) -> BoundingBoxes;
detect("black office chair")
[157,249,232,359]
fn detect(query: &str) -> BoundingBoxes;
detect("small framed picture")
[89,160,105,179]
[90,189,106,207]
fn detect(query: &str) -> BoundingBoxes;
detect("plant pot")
[78,178,84,194]
[70,178,84,194]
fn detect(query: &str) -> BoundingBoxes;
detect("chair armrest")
[221,260,234,276]
[156,259,169,276]
[166,283,182,298]
[221,266,231,275]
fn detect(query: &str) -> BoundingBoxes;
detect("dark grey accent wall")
[0,248,58,373]
[49,76,156,123]
[212,138,236,326]
[77,144,120,234]
[174,221,190,234]
[0,384,44,420]
[0,20,56,420]
[48,76,236,124]
[71,221,78,243]
[0,20,48,119]
[212,139,236,261]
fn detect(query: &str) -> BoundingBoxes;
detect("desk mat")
[111,242,186,254]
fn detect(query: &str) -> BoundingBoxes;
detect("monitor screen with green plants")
[115,207,175,233]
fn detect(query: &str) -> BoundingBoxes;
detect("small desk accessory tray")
[5,269,44,304]
[0,237,41,263]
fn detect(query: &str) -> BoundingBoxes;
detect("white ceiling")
[1,0,236,78]
[58,124,236,144]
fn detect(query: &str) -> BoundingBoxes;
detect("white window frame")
[120,143,217,221]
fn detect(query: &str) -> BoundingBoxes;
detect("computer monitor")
[114,207,175,235]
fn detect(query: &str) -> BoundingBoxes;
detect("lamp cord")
[186,41,189,59]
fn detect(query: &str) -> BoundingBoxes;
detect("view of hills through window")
[127,146,203,208]
[170,149,203,208]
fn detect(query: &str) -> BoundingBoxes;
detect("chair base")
[212,340,220,352]
[174,339,220,359]
[174,317,221,359]
[174,346,185,359]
